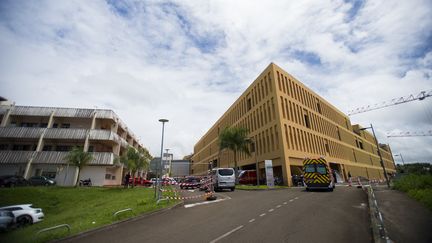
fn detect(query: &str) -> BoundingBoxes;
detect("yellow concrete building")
[191,63,396,186]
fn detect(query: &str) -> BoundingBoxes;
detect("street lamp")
[359,124,390,188]
[394,153,405,166]
[156,119,168,200]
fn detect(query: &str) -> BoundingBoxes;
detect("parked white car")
[0,204,44,226]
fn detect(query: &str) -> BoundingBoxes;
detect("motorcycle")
[79,178,92,187]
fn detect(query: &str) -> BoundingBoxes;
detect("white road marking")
[209,225,244,243]
[268,209,274,212]
[188,190,195,192]
[184,195,231,208]
[295,197,299,200]
[249,219,255,223]
[289,199,294,202]
[260,213,266,217]
[283,202,287,205]
[276,205,281,208]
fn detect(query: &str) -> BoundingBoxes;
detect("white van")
[210,168,236,191]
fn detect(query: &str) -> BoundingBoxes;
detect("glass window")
[316,164,327,174]
[304,164,315,173]
[218,169,234,176]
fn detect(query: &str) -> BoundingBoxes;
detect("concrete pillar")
[0,105,13,127]
[84,111,97,152]
[47,111,55,128]
[23,110,55,179]
[113,144,120,156]
[111,120,118,133]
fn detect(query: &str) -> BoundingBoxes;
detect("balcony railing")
[33,151,115,165]
[0,151,34,164]
[0,151,116,165]
[45,128,87,140]
[0,127,44,139]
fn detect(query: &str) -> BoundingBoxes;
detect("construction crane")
[348,90,432,116]
[387,130,432,138]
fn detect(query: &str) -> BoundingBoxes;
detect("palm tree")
[65,147,93,187]
[119,146,151,187]
[218,126,251,183]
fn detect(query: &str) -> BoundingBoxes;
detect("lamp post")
[394,153,405,166]
[156,119,168,200]
[360,124,390,188]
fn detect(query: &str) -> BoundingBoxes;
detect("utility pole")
[360,124,390,188]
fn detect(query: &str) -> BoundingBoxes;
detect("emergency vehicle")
[302,158,335,191]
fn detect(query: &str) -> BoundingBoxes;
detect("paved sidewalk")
[373,186,432,243]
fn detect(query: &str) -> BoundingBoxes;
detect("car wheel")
[17,215,33,227]
[231,187,235,191]
[328,187,334,192]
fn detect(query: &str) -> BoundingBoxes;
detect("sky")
[0,0,431,164]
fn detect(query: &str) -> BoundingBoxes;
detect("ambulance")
[302,158,335,191]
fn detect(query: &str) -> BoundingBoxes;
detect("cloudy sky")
[1,0,431,164]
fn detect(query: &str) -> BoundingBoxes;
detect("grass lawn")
[0,186,179,243]
[236,185,289,190]
[393,174,432,210]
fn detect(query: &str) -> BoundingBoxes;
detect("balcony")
[0,127,44,139]
[0,151,117,165]
[89,130,129,148]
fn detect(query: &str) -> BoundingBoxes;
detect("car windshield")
[218,169,233,176]
[316,165,327,174]
[304,164,315,173]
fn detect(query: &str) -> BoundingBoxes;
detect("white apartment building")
[0,100,143,186]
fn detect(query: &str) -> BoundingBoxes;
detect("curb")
[56,200,184,242]
[364,185,391,243]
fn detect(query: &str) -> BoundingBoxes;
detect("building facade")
[0,101,143,186]
[191,63,396,186]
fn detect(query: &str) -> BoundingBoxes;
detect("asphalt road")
[64,186,371,243]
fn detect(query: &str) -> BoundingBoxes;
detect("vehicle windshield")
[304,164,315,173]
[316,164,327,174]
[218,169,234,176]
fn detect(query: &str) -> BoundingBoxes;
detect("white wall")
[79,166,106,186]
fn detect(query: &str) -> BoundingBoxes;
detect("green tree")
[218,126,251,183]
[119,146,152,187]
[65,147,93,187]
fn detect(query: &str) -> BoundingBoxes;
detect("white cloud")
[0,0,431,163]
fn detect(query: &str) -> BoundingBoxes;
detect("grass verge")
[0,186,179,243]
[393,174,432,210]
[236,185,289,190]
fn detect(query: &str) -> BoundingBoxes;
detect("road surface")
[63,186,371,243]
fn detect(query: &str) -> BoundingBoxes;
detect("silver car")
[0,204,44,227]
[0,210,14,230]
